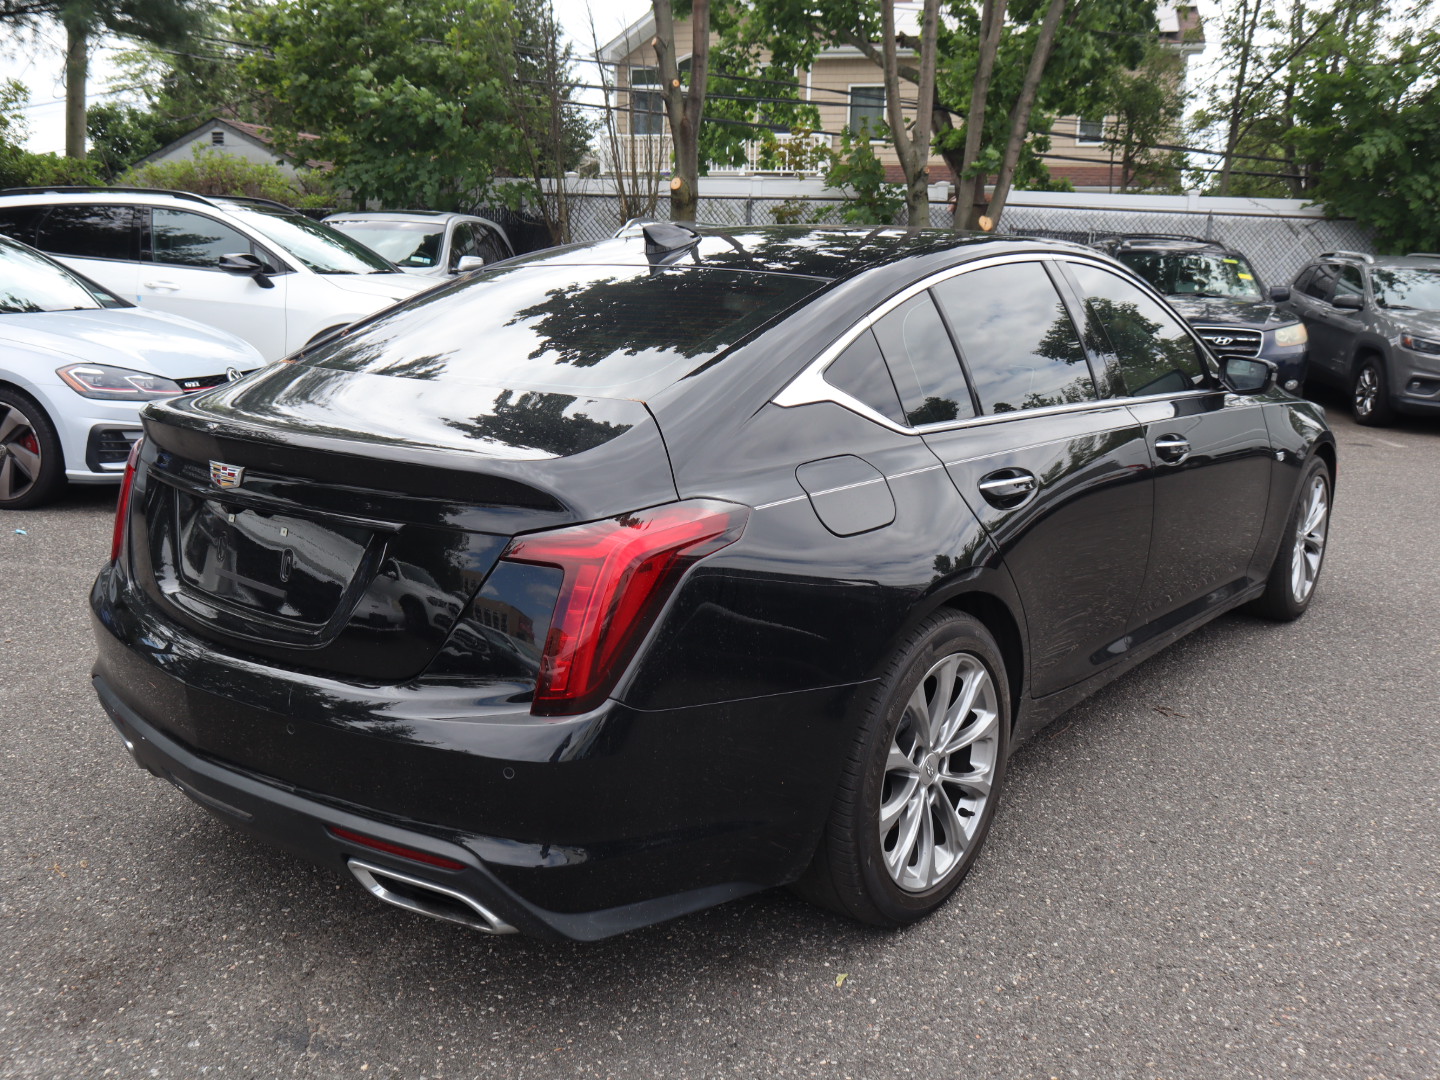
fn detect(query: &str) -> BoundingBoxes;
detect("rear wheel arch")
[859,582,1027,732]
[940,591,1025,729]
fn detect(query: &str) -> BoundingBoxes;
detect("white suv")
[0,188,431,362]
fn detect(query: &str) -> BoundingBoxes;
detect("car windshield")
[1118,250,1264,301]
[226,206,396,274]
[328,220,445,269]
[1372,267,1440,310]
[0,235,126,313]
[301,263,825,396]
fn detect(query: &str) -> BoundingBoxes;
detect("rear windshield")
[300,263,824,395]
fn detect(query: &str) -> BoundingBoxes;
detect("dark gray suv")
[1284,251,1440,425]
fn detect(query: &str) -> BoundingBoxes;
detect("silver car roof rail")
[1318,249,1375,264]
[1407,252,1440,259]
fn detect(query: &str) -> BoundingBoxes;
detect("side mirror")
[218,252,275,290]
[1219,354,1277,395]
[1268,286,1290,302]
[454,255,485,273]
[1332,293,1364,311]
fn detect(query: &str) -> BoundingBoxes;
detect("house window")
[1076,118,1105,144]
[630,59,689,136]
[211,130,225,145]
[849,85,886,136]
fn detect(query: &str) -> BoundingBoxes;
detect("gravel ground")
[1,401,1436,1079]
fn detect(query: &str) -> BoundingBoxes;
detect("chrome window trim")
[773,251,1222,436]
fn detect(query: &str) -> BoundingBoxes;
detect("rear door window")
[35,205,137,261]
[1064,262,1210,398]
[931,262,1096,414]
[0,205,47,246]
[871,292,975,427]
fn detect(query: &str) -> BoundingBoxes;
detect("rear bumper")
[95,677,767,940]
[90,569,864,939]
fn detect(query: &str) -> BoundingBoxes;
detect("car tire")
[0,388,66,510]
[1248,456,1331,621]
[794,610,1009,927]
[1352,356,1394,426]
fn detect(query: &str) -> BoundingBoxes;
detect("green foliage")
[109,2,272,142]
[1291,28,1440,252]
[0,79,104,187]
[933,0,1154,191]
[238,0,520,211]
[1092,40,1188,193]
[823,128,905,224]
[121,147,341,208]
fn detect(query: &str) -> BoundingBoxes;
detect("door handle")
[143,280,180,291]
[1154,434,1191,463]
[977,468,1037,507]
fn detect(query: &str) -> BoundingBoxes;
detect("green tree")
[1291,26,1440,252]
[728,0,1156,230]
[1092,38,1187,193]
[238,0,519,211]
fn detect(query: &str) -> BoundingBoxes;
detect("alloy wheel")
[879,652,1000,892]
[1354,365,1379,419]
[0,402,43,503]
[1290,473,1329,604]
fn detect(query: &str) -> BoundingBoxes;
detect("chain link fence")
[548,193,1372,288]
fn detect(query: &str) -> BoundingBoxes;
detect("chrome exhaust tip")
[347,859,517,935]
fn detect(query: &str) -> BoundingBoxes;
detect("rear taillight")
[501,499,750,716]
[109,437,143,564]
[327,826,467,871]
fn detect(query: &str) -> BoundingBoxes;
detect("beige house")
[598,5,1202,193]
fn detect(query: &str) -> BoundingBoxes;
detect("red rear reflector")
[109,437,144,563]
[328,826,467,871]
[502,499,750,716]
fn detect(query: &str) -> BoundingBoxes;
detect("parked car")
[1281,250,1440,425]
[1092,234,1309,392]
[91,225,1335,940]
[0,188,431,362]
[0,232,262,509]
[323,211,514,278]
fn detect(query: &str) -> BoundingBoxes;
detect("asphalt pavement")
[1,399,1437,1079]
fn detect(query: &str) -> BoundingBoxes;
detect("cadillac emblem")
[210,461,245,489]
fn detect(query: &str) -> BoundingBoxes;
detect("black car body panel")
[91,227,1336,939]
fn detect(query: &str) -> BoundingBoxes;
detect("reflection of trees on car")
[1084,297,1199,396]
[505,270,811,369]
[442,389,633,458]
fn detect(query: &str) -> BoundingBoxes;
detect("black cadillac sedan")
[91,226,1336,940]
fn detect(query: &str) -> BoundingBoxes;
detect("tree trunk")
[653,0,709,222]
[64,16,88,160]
[955,0,1007,229]
[985,0,1067,227]
[881,0,939,227]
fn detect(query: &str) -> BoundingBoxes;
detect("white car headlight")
[1271,323,1308,348]
[57,364,186,401]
